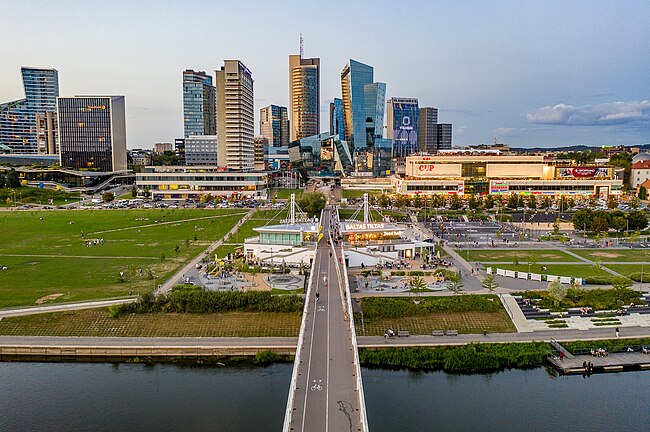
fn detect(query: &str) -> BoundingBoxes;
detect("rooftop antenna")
[299,34,304,59]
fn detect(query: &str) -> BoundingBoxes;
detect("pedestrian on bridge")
[316,291,320,302]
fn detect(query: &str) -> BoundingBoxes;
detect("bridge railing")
[335,207,369,432]
[281,212,322,432]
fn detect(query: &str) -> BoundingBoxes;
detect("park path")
[157,209,255,294]
[0,298,137,318]
[88,212,248,235]
[561,248,622,276]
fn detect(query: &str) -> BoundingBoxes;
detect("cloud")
[526,100,650,126]
[493,127,515,136]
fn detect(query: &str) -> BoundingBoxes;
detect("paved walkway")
[561,248,622,276]
[158,209,255,294]
[88,212,248,235]
[286,207,366,432]
[0,298,137,318]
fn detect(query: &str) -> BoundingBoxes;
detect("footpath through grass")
[0,309,301,337]
[570,249,650,263]
[355,295,516,335]
[494,263,611,278]
[0,209,246,308]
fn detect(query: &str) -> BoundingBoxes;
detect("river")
[1,362,649,431]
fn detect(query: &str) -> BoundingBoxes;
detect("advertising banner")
[556,167,611,178]
[457,181,464,194]
[410,162,462,177]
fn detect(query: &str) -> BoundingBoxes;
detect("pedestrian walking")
[316,291,320,302]
[615,327,620,337]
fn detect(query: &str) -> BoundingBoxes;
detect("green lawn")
[0,209,246,308]
[601,264,649,277]
[341,189,381,199]
[460,249,582,263]
[570,248,650,263]
[270,188,304,199]
[493,263,611,278]
[0,187,78,207]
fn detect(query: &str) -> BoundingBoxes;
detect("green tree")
[152,150,179,166]
[449,195,462,210]
[609,152,632,187]
[507,194,519,209]
[467,195,480,210]
[547,279,567,307]
[591,214,609,234]
[639,185,648,201]
[378,194,391,208]
[527,195,537,210]
[553,219,560,235]
[130,186,137,198]
[482,273,498,292]
[297,191,327,216]
[610,276,633,301]
[484,195,496,209]
[610,216,627,232]
[627,210,648,231]
[102,192,115,202]
[409,276,427,291]
[572,209,593,232]
[7,169,20,188]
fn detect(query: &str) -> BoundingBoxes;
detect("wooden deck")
[548,342,650,374]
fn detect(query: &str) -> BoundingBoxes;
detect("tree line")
[572,208,648,234]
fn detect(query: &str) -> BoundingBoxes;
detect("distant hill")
[511,143,650,153]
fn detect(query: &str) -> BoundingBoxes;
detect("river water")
[1,362,649,431]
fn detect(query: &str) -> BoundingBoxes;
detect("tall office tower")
[289,54,320,141]
[387,98,419,158]
[185,135,218,165]
[260,105,289,147]
[329,98,344,137]
[364,82,386,143]
[215,60,254,171]
[340,60,373,150]
[182,70,216,137]
[57,96,127,172]
[437,123,453,150]
[0,67,59,153]
[36,111,58,154]
[418,107,438,153]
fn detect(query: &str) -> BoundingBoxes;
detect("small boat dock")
[548,339,650,374]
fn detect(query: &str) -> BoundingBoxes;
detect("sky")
[1,0,649,149]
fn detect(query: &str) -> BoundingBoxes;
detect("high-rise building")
[215,60,254,171]
[185,135,218,165]
[0,67,59,153]
[183,70,216,138]
[289,54,320,141]
[174,138,186,165]
[36,111,58,155]
[340,60,386,174]
[418,107,438,153]
[260,105,289,147]
[437,123,453,150]
[57,96,127,172]
[329,98,344,137]
[387,98,419,158]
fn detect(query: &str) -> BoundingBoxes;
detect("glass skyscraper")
[260,104,289,147]
[183,70,216,138]
[0,67,59,153]
[340,60,386,174]
[329,98,344,138]
[387,98,419,158]
[289,55,320,142]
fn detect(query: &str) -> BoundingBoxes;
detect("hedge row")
[359,343,549,373]
[360,295,502,320]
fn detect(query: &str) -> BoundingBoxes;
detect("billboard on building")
[391,99,419,158]
[409,162,462,177]
[486,164,544,178]
[556,167,611,178]
[490,180,509,194]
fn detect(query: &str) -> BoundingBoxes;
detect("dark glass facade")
[260,105,289,147]
[182,70,216,137]
[329,98,344,138]
[57,96,126,172]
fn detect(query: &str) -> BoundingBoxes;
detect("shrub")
[360,295,502,320]
[117,291,304,315]
[513,288,640,311]
[255,351,286,365]
[584,276,615,285]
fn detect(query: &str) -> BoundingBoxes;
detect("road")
[287,207,364,432]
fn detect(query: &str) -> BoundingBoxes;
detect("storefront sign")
[490,180,509,194]
[343,223,386,231]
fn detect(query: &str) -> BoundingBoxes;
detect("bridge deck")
[286,207,365,432]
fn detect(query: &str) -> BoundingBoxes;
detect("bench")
[396,330,410,337]
[446,330,459,336]
[432,330,445,336]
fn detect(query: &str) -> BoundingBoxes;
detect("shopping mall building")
[392,152,623,198]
